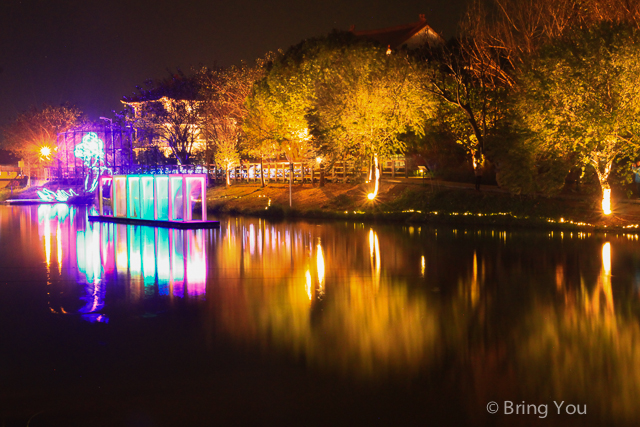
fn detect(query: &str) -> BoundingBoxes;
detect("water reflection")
[33,205,207,322]
[8,206,640,423]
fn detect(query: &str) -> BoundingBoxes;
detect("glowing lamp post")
[316,157,324,187]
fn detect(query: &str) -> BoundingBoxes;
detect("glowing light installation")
[74,132,109,193]
[37,132,109,203]
[367,155,380,200]
[92,173,218,229]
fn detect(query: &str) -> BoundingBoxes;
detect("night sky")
[0,0,467,127]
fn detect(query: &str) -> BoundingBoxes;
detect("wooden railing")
[207,158,408,185]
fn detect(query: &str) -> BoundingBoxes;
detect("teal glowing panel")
[185,177,204,221]
[100,177,113,216]
[113,177,127,218]
[141,177,155,220]
[155,176,169,221]
[127,176,141,219]
[170,176,184,221]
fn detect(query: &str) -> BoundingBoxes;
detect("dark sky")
[0,0,467,127]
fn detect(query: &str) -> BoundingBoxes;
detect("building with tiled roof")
[350,14,444,51]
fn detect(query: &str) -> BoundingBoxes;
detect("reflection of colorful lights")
[57,222,62,274]
[421,256,425,278]
[36,207,208,324]
[44,216,51,267]
[186,230,207,296]
[37,188,78,202]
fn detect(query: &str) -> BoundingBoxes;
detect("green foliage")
[244,33,436,165]
[517,23,640,194]
[243,43,318,162]
[487,120,571,196]
[311,40,435,161]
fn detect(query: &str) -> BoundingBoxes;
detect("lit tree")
[460,0,640,89]
[199,56,272,185]
[451,0,640,193]
[1,104,84,186]
[244,47,316,167]
[245,34,436,198]
[314,42,435,162]
[312,41,436,198]
[517,23,640,214]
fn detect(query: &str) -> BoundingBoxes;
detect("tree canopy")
[517,22,640,198]
[1,103,84,167]
[244,33,436,167]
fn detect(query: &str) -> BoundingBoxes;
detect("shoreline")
[206,180,640,233]
[4,180,640,233]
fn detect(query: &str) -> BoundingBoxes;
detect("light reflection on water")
[32,204,208,322]
[4,205,640,422]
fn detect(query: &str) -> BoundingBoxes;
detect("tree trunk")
[592,157,613,215]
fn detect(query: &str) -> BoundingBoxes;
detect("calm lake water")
[2,204,640,426]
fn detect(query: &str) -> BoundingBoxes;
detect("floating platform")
[93,173,219,230]
[4,199,61,205]
[88,215,220,229]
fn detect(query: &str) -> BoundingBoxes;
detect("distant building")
[121,73,207,165]
[350,14,444,51]
[121,99,207,164]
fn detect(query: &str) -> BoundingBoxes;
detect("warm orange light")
[602,189,612,215]
[305,269,312,301]
[316,241,325,287]
[367,155,380,200]
[40,146,52,159]
[603,242,611,275]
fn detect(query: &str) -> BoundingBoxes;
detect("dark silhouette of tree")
[122,70,204,165]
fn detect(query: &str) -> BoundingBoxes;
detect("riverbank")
[206,179,640,232]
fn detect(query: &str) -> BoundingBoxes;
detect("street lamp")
[40,146,52,159]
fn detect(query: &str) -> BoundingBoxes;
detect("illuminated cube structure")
[89,174,219,229]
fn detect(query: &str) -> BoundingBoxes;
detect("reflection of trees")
[508,242,640,424]
[207,219,477,379]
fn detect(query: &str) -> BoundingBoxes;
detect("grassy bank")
[206,181,640,231]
